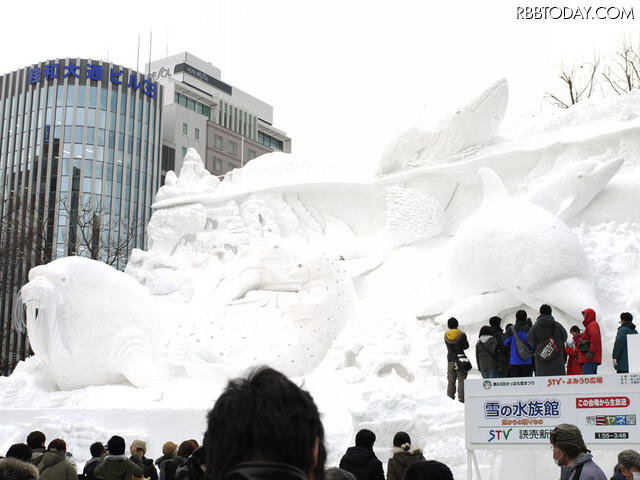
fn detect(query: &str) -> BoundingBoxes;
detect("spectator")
[580,308,603,374]
[404,460,453,480]
[339,429,384,480]
[444,317,469,403]
[489,316,509,377]
[613,313,638,374]
[325,468,356,480]
[611,463,626,480]
[386,432,425,480]
[527,304,568,376]
[129,440,158,480]
[0,456,39,480]
[26,432,46,467]
[155,442,178,480]
[204,366,326,480]
[82,443,104,480]
[617,449,640,480]
[565,326,583,376]
[6,444,32,463]
[504,310,533,377]
[174,447,205,480]
[549,424,606,480]
[475,326,498,379]
[93,436,143,480]
[164,441,194,480]
[37,439,76,480]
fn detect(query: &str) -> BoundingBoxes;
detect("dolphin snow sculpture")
[435,167,599,325]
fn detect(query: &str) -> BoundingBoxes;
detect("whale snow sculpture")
[15,256,167,390]
[436,168,599,325]
[377,79,508,175]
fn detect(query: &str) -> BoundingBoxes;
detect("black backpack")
[535,322,560,362]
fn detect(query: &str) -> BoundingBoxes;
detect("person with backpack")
[613,313,638,374]
[565,326,583,375]
[504,310,533,377]
[527,304,568,376]
[580,308,603,374]
[475,326,498,379]
[444,317,470,403]
[488,316,510,377]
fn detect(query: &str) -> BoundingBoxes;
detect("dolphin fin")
[555,197,575,218]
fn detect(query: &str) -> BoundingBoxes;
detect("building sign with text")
[466,373,640,448]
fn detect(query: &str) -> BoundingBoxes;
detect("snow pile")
[2,81,640,480]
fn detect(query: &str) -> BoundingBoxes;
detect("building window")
[182,123,188,135]
[182,146,187,158]
[195,128,199,140]
[214,157,222,172]
[228,140,238,156]
[227,162,236,172]
[248,149,256,160]
[215,134,223,150]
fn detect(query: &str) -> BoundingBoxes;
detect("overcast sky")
[1,0,638,172]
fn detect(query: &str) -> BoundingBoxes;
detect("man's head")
[90,442,105,458]
[354,429,375,450]
[515,310,527,324]
[204,366,325,480]
[162,442,178,456]
[447,318,458,330]
[107,436,126,456]
[570,326,581,336]
[404,460,453,480]
[618,450,640,480]
[48,439,66,453]
[550,424,588,466]
[489,316,501,329]
[26,431,46,450]
[621,312,634,324]
[6,443,33,462]
[540,304,552,316]
[178,440,198,460]
[130,440,146,457]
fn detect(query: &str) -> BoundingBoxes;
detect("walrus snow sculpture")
[437,167,599,324]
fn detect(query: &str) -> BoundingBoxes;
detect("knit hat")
[392,432,411,450]
[48,439,66,452]
[107,436,126,456]
[6,443,32,462]
[618,449,640,470]
[404,461,453,480]
[549,424,588,458]
[162,442,178,455]
[132,440,147,453]
[447,318,458,329]
[515,310,527,323]
[354,429,375,450]
[621,312,633,323]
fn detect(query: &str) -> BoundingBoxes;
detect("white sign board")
[628,334,640,373]
[465,373,640,449]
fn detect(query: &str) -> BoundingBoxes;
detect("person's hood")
[445,329,462,343]
[0,458,39,480]
[571,452,593,469]
[621,322,637,331]
[224,462,307,480]
[391,448,424,467]
[342,446,376,467]
[536,314,555,327]
[582,308,596,326]
[479,335,494,343]
[40,451,65,467]
[99,455,136,475]
[142,457,154,467]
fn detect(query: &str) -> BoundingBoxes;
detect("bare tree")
[602,39,640,94]
[545,58,600,108]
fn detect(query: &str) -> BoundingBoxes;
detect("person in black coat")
[527,304,568,376]
[489,316,509,377]
[339,430,384,480]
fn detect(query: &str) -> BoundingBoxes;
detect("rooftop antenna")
[136,34,140,72]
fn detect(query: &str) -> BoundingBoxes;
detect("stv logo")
[488,428,513,442]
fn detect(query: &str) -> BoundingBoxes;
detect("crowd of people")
[1,365,639,480]
[444,305,638,403]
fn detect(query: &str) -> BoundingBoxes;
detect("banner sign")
[465,373,640,448]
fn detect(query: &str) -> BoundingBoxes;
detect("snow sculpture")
[439,167,599,324]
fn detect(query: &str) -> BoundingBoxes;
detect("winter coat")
[444,329,469,362]
[158,457,184,480]
[504,324,532,366]
[93,455,143,480]
[612,322,638,372]
[490,327,510,372]
[83,457,102,480]
[579,309,602,364]
[339,447,385,480]
[37,452,76,480]
[130,457,158,480]
[565,335,583,375]
[386,448,425,480]
[221,462,306,480]
[174,454,204,480]
[527,314,568,376]
[559,452,607,480]
[0,458,39,480]
[475,335,498,371]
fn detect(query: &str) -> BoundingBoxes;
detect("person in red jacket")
[564,326,583,375]
[580,308,602,374]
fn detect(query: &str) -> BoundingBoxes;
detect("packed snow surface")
[3,81,640,480]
